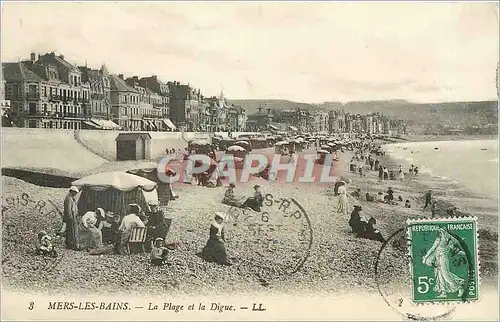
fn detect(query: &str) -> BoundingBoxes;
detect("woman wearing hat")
[241,185,264,212]
[222,183,240,207]
[63,186,80,250]
[202,212,232,266]
[336,180,349,217]
[78,207,106,251]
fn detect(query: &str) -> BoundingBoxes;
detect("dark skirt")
[202,238,227,265]
[65,217,79,250]
[241,198,262,212]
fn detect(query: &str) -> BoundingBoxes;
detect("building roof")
[110,74,138,93]
[115,132,151,141]
[2,62,43,82]
[38,53,80,73]
[51,54,80,72]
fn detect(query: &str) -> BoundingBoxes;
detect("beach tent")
[72,171,158,218]
[234,140,252,151]
[226,145,247,159]
[126,163,178,205]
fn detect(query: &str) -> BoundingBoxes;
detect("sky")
[1,2,498,103]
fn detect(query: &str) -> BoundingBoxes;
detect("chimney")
[30,52,36,61]
[118,74,124,79]
[133,76,139,82]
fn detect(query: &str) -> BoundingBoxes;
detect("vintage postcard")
[1,1,498,321]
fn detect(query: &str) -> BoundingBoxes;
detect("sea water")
[384,139,499,200]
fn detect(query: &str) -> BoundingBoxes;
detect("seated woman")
[241,185,264,212]
[222,183,240,207]
[348,205,365,235]
[389,171,396,180]
[101,212,120,245]
[398,195,403,202]
[359,218,385,243]
[202,212,232,266]
[405,199,412,208]
[78,208,106,251]
[351,188,361,198]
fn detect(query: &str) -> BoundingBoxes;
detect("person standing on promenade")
[378,165,384,180]
[374,159,380,171]
[63,186,80,250]
[423,190,432,210]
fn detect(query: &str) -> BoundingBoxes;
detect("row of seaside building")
[0,51,406,135]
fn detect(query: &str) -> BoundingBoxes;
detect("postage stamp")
[407,217,479,304]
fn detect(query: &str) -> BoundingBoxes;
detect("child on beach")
[151,238,169,266]
[414,166,419,175]
[376,192,384,202]
[35,231,57,257]
[409,164,414,174]
[405,200,411,208]
[398,169,405,181]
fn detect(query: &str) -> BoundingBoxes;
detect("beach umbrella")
[226,145,246,152]
[190,139,210,146]
[234,140,251,150]
[317,149,330,154]
[72,171,157,191]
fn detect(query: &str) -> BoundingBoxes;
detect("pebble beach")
[1,140,498,297]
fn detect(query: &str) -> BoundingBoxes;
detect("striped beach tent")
[72,171,158,218]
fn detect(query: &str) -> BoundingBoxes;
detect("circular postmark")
[2,192,64,272]
[374,221,476,321]
[224,193,313,282]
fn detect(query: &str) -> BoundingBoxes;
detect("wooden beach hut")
[116,133,152,161]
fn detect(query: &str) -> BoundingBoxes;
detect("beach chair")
[128,227,147,254]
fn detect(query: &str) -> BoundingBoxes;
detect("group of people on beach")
[35,178,236,267]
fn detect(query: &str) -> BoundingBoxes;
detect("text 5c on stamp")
[407,217,479,304]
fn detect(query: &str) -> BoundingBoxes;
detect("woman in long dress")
[336,181,349,216]
[78,208,105,251]
[422,228,465,298]
[202,212,232,266]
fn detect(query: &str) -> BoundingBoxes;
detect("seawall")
[1,128,261,172]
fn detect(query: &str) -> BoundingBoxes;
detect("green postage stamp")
[407,216,479,304]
